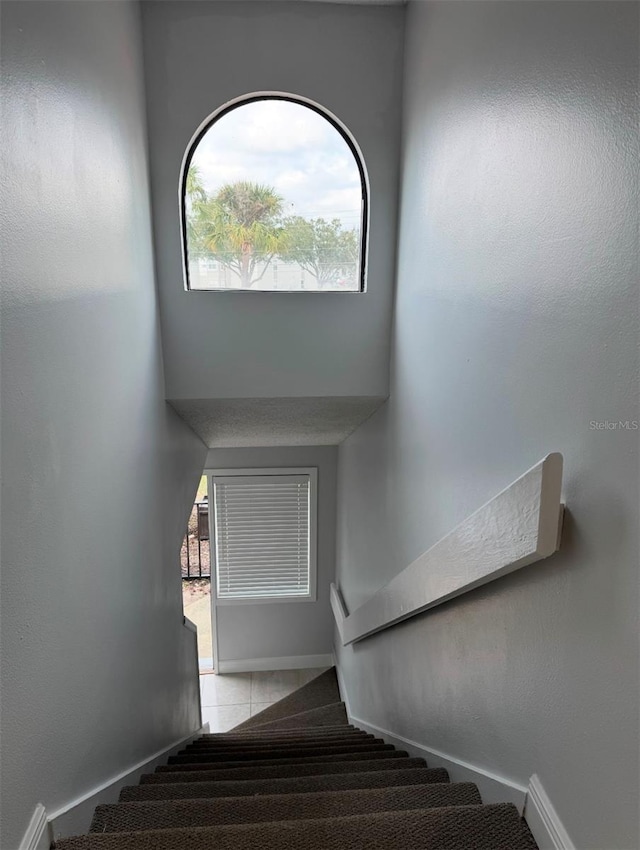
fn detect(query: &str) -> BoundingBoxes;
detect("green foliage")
[185,165,207,204]
[187,178,287,288]
[280,216,359,287]
[185,175,360,289]
[185,165,208,248]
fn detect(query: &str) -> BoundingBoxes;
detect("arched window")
[181,94,368,293]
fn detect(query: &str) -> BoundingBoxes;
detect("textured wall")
[141,0,403,402]
[169,396,387,448]
[205,446,337,664]
[0,2,207,846]
[335,3,639,849]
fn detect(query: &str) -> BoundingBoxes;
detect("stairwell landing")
[53,668,538,849]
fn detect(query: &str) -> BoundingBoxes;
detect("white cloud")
[313,186,363,213]
[238,101,329,153]
[273,169,310,192]
[190,99,362,230]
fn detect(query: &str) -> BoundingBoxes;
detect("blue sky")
[190,99,363,231]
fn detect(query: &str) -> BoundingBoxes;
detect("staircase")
[53,669,537,849]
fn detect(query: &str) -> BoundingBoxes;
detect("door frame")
[205,472,220,673]
[204,466,318,674]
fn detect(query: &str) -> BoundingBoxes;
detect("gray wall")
[335,3,639,849]
[0,2,207,846]
[141,0,404,401]
[205,447,337,664]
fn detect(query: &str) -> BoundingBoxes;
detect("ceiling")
[169,396,388,447]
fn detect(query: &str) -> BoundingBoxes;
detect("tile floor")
[199,668,328,733]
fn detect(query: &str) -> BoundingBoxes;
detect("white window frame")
[206,467,318,606]
[180,92,370,295]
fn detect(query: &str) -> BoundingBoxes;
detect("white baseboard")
[18,804,50,850]
[349,713,528,811]
[524,774,575,850]
[332,651,352,714]
[333,647,526,810]
[46,724,209,842]
[216,654,334,674]
[334,652,573,843]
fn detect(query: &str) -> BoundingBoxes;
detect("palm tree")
[185,164,207,204]
[185,165,208,250]
[196,181,287,288]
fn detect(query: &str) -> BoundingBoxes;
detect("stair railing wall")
[332,453,564,646]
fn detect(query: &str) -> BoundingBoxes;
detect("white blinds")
[213,474,311,600]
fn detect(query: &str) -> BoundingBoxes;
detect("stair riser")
[187,733,372,751]
[200,725,356,739]
[90,783,483,833]
[177,742,390,761]
[186,733,372,748]
[185,739,371,754]
[59,804,537,850]
[141,757,427,784]
[119,768,450,802]
[160,750,408,772]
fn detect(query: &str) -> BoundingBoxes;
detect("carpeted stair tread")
[159,749,408,771]
[231,701,348,731]
[141,756,427,784]
[193,728,369,741]
[120,767,450,801]
[201,724,357,740]
[231,668,341,731]
[183,738,373,755]
[169,739,393,764]
[57,803,537,849]
[183,733,375,753]
[171,740,390,763]
[57,669,538,849]
[185,732,372,752]
[90,783,482,833]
